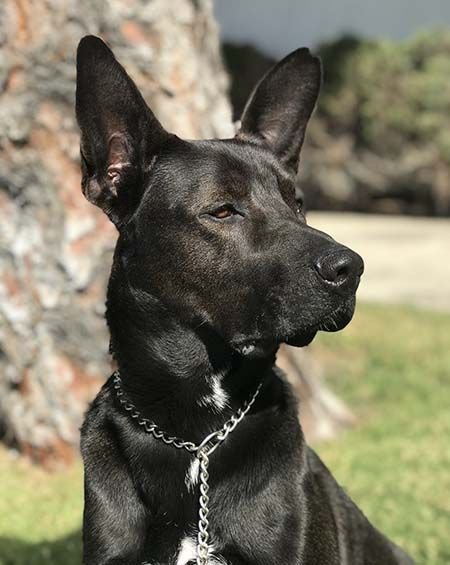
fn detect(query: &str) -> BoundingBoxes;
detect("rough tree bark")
[0,0,351,467]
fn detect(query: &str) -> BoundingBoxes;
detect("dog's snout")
[314,247,364,292]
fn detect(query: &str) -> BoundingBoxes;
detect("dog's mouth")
[286,297,356,346]
[231,297,356,355]
[317,296,356,333]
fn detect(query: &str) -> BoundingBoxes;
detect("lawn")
[0,449,82,564]
[0,303,449,564]
[313,303,450,565]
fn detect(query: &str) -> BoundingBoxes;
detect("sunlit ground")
[0,303,449,565]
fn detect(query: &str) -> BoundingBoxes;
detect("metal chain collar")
[112,371,262,565]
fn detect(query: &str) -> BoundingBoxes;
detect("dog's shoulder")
[80,377,118,462]
[81,376,114,427]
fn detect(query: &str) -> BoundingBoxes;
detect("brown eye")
[210,204,237,219]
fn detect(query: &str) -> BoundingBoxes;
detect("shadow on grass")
[0,530,81,565]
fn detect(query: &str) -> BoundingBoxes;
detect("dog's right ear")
[76,36,170,227]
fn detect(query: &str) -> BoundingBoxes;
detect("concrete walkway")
[307,212,450,312]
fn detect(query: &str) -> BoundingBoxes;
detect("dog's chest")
[126,438,252,563]
[126,437,228,561]
[174,536,227,564]
[114,386,303,564]
[143,536,228,565]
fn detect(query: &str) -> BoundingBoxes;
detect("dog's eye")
[210,204,237,220]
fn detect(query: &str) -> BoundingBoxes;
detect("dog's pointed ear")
[76,35,170,227]
[237,48,321,172]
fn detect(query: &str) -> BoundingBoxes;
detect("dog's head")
[76,36,363,358]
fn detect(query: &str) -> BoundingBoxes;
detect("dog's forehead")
[147,139,288,204]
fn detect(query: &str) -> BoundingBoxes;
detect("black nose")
[314,247,364,292]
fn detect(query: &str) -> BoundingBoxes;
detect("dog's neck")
[105,273,280,441]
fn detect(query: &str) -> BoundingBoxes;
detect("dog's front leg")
[82,428,149,565]
[82,469,149,565]
[82,474,149,565]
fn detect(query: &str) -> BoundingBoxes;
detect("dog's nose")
[314,247,364,293]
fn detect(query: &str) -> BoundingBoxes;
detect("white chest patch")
[176,537,197,565]
[176,536,227,564]
[197,375,230,412]
[184,457,200,492]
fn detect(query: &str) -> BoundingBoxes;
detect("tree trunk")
[0,0,232,466]
[277,346,355,443]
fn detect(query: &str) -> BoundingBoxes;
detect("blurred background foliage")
[319,30,450,161]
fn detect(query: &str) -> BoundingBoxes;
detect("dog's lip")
[316,298,355,333]
[284,330,317,347]
[284,298,356,345]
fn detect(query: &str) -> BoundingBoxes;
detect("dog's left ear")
[237,48,321,172]
[76,35,171,227]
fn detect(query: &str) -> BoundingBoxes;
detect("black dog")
[76,36,413,565]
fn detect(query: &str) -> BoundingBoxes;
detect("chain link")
[197,448,211,564]
[112,371,262,565]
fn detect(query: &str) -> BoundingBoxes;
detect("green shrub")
[319,29,450,162]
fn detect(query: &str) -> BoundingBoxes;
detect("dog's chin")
[284,330,317,347]
[230,337,279,359]
[229,327,318,357]
[284,298,356,347]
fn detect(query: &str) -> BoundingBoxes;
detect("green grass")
[0,303,448,564]
[313,303,450,565]
[0,453,82,564]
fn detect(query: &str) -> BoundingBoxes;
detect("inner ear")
[76,35,171,228]
[106,135,134,197]
[80,131,144,227]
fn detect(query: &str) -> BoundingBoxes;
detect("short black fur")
[76,36,413,565]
